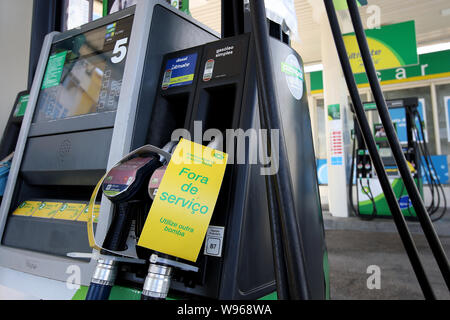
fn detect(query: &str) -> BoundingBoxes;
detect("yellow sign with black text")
[137,139,228,262]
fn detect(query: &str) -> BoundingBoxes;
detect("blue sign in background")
[388,100,426,144]
[164,53,198,88]
[317,159,328,185]
[389,107,407,143]
[398,195,412,209]
[421,155,449,184]
[330,156,343,166]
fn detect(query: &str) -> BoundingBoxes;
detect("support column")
[319,8,350,217]
[430,83,442,155]
[308,95,318,149]
[367,91,374,129]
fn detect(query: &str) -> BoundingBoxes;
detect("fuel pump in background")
[349,98,447,221]
[82,4,328,299]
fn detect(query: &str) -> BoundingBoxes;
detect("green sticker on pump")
[14,94,29,117]
[281,54,304,100]
[328,104,341,120]
[364,103,377,111]
[41,51,68,89]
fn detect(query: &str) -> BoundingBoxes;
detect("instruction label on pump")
[281,54,304,100]
[54,203,86,221]
[32,201,63,219]
[12,201,41,217]
[78,204,100,222]
[14,94,29,117]
[204,226,225,257]
[41,51,67,89]
[161,53,198,90]
[202,38,245,81]
[138,139,228,262]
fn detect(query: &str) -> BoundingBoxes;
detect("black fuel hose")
[346,0,450,292]
[358,178,377,220]
[86,156,161,300]
[260,94,290,300]
[85,282,113,300]
[85,258,117,300]
[324,0,435,299]
[412,112,439,214]
[86,202,140,300]
[250,0,310,299]
[348,135,357,215]
[413,110,447,221]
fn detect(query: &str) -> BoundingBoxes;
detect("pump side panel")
[269,39,327,299]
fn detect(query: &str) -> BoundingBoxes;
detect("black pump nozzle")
[86,154,162,300]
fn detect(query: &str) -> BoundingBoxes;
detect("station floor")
[324,213,450,300]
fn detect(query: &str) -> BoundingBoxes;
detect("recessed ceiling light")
[417,42,450,55]
[304,64,324,73]
[189,0,210,9]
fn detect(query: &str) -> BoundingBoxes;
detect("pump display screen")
[33,14,134,124]
[374,123,387,142]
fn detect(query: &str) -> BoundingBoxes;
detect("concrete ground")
[323,213,450,300]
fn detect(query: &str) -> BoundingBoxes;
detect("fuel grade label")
[162,53,198,89]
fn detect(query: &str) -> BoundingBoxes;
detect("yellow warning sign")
[138,139,228,262]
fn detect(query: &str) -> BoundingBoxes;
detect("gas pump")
[350,97,446,221]
[0,0,327,300]
[79,1,328,300]
[0,1,218,290]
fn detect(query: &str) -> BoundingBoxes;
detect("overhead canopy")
[190,0,450,64]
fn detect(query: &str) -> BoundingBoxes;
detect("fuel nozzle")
[86,153,162,300]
